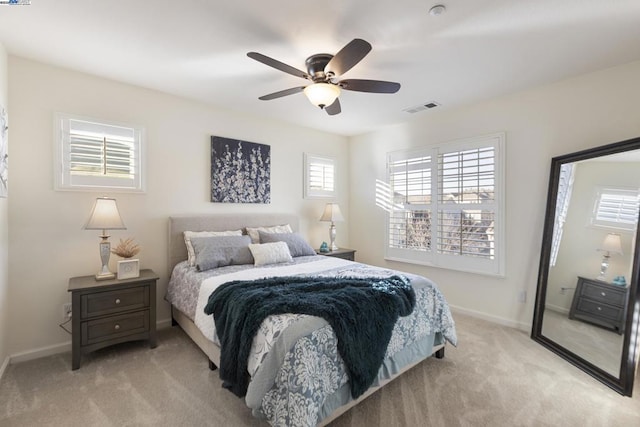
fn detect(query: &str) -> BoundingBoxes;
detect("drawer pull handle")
[600,292,606,297]
[114,324,120,330]
[597,307,602,311]
[115,298,121,305]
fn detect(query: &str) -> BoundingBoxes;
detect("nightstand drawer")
[81,285,149,319]
[575,299,623,322]
[579,283,625,306]
[81,310,150,345]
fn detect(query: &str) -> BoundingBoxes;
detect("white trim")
[53,112,146,193]
[0,355,9,381]
[10,340,71,364]
[449,304,530,332]
[4,320,172,367]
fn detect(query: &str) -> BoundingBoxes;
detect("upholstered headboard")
[168,213,300,272]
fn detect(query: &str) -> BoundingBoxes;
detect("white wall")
[7,57,348,357]
[0,42,8,372]
[349,60,640,329]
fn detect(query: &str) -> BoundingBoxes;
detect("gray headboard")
[168,213,299,272]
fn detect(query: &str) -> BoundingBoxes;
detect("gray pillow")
[191,235,253,271]
[258,231,317,257]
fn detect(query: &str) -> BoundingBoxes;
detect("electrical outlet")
[62,303,72,320]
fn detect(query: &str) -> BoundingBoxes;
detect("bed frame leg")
[209,359,218,371]
[435,347,445,359]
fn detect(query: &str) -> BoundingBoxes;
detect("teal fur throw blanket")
[204,275,416,399]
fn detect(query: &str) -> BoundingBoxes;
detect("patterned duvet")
[166,255,456,427]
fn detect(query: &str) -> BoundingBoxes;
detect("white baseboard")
[449,304,531,332]
[0,355,9,382]
[7,319,173,367]
[545,303,570,315]
[10,341,71,364]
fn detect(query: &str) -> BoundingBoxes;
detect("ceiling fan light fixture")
[304,83,341,109]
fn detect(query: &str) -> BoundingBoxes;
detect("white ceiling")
[1,0,640,136]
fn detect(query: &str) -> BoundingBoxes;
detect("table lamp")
[84,197,126,280]
[319,203,344,251]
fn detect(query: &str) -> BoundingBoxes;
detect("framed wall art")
[210,136,271,203]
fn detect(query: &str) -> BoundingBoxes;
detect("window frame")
[304,153,336,199]
[384,133,505,277]
[54,113,146,193]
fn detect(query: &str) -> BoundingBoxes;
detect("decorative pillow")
[258,231,317,257]
[248,242,293,266]
[190,235,253,271]
[246,224,293,244]
[184,230,242,266]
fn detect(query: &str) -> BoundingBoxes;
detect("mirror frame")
[532,136,640,396]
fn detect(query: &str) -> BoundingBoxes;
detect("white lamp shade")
[84,197,126,230]
[599,233,623,255]
[320,203,344,222]
[304,83,341,108]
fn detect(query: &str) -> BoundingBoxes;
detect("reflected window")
[550,164,575,266]
[590,187,639,231]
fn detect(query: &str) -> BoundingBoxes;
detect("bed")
[165,213,456,427]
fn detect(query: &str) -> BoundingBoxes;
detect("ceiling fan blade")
[247,52,310,80]
[339,79,401,94]
[325,39,372,77]
[258,86,306,101]
[325,98,341,116]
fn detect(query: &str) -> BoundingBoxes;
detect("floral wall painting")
[0,107,7,198]
[210,136,271,203]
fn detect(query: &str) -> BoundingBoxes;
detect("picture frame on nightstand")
[117,259,140,280]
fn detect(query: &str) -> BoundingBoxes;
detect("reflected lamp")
[597,232,623,281]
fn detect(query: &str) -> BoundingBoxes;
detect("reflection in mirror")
[532,137,640,396]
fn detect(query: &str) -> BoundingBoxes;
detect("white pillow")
[249,242,293,266]
[246,224,293,243]
[184,230,242,266]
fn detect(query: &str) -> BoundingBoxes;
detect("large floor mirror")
[532,136,640,396]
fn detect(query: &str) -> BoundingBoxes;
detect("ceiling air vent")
[403,101,441,114]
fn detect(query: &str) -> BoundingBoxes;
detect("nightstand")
[68,269,158,370]
[316,248,356,261]
[569,276,629,334]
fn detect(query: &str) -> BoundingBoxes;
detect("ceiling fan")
[247,38,401,116]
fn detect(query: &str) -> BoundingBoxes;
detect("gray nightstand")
[68,269,158,370]
[569,276,629,334]
[316,248,356,261]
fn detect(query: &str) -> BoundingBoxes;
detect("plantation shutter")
[387,154,432,252]
[56,114,144,192]
[384,133,504,276]
[592,188,639,230]
[304,154,336,198]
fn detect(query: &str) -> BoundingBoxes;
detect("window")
[550,163,575,266]
[590,187,639,231]
[54,113,145,192]
[383,133,505,276]
[304,153,335,198]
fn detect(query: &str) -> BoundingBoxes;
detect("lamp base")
[95,272,115,281]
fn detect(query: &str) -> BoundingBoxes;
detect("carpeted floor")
[0,313,638,426]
